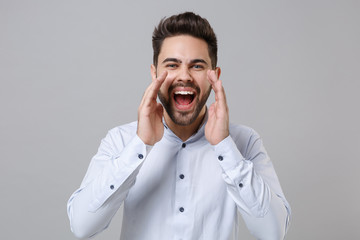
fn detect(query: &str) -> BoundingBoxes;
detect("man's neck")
[164,107,206,142]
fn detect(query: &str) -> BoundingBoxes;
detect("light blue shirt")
[67,117,291,240]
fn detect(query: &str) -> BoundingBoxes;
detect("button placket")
[173,142,190,238]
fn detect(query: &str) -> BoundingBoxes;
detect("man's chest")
[124,141,229,213]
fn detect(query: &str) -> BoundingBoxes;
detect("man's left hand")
[205,70,230,145]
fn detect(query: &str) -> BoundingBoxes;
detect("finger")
[156,102,164,118]
[207,70,224,98]
[207,70,227,104]
[207,69,218,85]
[152,70,168,91]
[152,69,167,82]
[142,71,168,104]
[208,103,215,116]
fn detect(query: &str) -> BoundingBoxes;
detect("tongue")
[175,94,193,105]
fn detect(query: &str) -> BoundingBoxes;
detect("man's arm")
[205,70,290,239]
[67,72,168,239]
[67,132,150,239]
[214,133,291,239]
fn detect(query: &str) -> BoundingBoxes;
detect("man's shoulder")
[228,123,263,156]
[229,123,256,136]
[229,123,260,143]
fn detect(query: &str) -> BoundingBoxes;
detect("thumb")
[156,103,164,118]
[208,103,215,116]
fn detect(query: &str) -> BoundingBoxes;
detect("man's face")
[153,35,215,126]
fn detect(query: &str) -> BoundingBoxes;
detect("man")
[67,12,291,240]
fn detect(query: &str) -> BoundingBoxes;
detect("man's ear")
[215,67,221,78]
[151,64,157,80]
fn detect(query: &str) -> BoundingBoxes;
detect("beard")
[158,83,211,126]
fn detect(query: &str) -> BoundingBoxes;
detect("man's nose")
[177,66,193,82]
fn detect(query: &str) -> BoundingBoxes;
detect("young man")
[67,12,291,240]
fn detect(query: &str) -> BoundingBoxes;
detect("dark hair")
[152,12,218,69]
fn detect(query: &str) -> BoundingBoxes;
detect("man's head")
[152,12,218,69]
[151,12,220,128]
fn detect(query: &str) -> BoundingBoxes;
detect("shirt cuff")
[213,135,245,173]
[113,134,151,169]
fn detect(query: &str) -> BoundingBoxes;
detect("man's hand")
[205,70,229,145]
[137,71,168,145]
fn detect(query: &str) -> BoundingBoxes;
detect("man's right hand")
[137,71,168,145]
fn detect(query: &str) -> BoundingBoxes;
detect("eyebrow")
[162,58,182,64]
[161,58,208,65]
[190,59,208,65]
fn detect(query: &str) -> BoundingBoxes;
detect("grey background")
[1,0,359,239]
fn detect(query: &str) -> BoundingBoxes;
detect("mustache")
[168,83,201,95]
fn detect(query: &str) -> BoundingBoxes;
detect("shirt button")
[239,183,243,188]
[182,143,186,148]
[138,154,144,159]
[179,174,185,179]
[110,185,114,190]
[218,155,223,161]
[179,207,184,212]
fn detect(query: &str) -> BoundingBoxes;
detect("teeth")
[174,91,194,95]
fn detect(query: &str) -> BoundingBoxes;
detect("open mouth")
[173,90,196,110]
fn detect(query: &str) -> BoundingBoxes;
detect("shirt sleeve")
[213,130,291,239]
[67,129,151,239]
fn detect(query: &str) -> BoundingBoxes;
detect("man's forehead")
[158,35,211,63]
